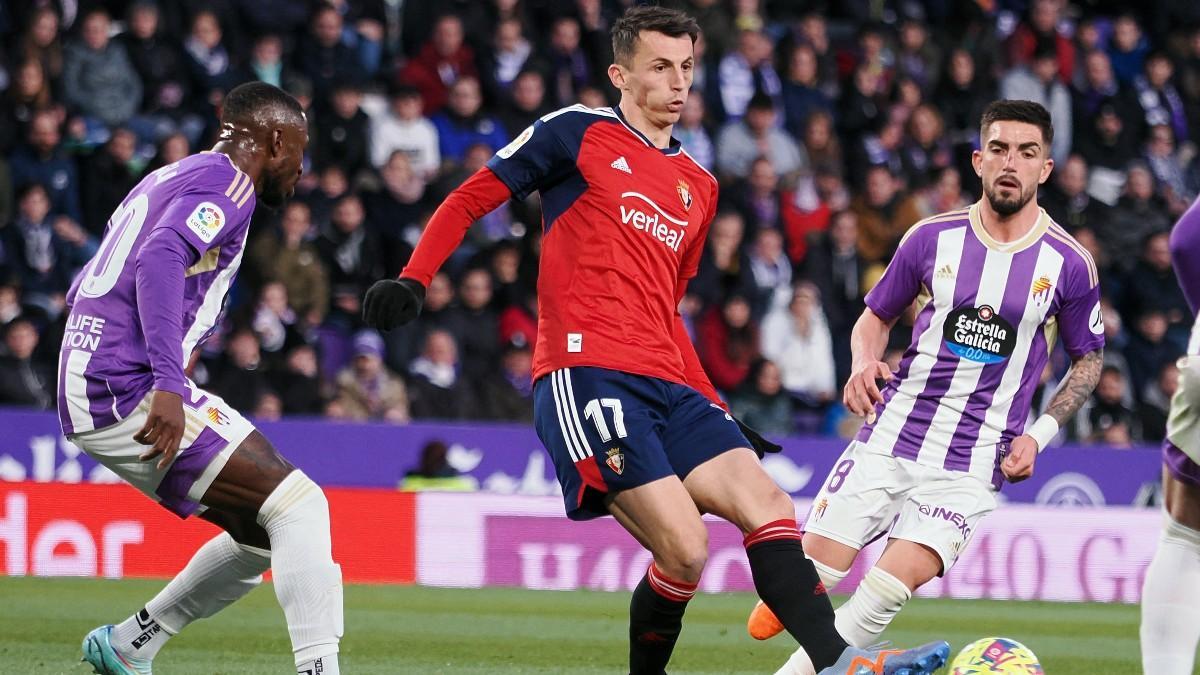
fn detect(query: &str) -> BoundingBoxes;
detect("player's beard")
[259,173,288,209]
[983,179,1034,217]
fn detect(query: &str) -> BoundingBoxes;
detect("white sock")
[774,561,850,675]
[258,471,343,673]
[834,566,911,647]
[1142,515,1200,675]
[111,532,270,660]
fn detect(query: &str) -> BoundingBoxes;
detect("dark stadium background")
[1,0,1198,450]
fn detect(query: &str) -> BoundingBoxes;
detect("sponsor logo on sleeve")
[943,304,1017,364]
[1089,300,1104,335]
[186,202,225,244]
[497,125,535,159]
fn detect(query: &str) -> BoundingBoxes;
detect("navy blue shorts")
[533,366,751,520]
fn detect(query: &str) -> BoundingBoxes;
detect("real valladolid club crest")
[676,179,692,211]
[605,448,625,475]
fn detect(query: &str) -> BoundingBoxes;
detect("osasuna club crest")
[676,179,692,211]
[605,447,625,475]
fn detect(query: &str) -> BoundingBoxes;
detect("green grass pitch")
[1,577,1140,674]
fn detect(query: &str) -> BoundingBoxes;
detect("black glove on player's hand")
[362,278,426,331]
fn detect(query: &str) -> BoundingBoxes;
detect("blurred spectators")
[296,3,363,99]
[3,183,95,317]
[0,1,1193,448]
[698,293,759,393]
[475,337,534,423]
[717,29,779,121]
[268,344,325,416]
[850,165,921,264]
[312,81,370,177]
[10,109,82,221]
[716,92,805,180]
[760,281,836,405]
[408,329,477,420]
[316,192,385,327]
[445,268,501,385]
[999,43,1071,163]
[79,128,139,236]
[0,317,53,409]
[63,9,142,131]
[209,329,272,413]
[431,77,507,166]
[248,201,329,327]
[1085,365,1138,447]
[370,84,440,176]
[729,359,793,436]
[397,13,476,114]
[330,330,409,422]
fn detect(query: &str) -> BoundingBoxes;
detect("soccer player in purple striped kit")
[1141,195,1200,674]
[750,101,1106,674]
[61,83,344,675]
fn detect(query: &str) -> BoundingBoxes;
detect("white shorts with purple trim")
[67,384,255,518]
[802,440,997,575]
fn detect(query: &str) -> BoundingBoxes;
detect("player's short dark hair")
[611,5,699,66]
[979,100,1054,149]
[221,81,305,127]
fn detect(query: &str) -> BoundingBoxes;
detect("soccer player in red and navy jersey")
[364,7,947,674]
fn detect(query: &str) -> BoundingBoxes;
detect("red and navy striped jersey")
[486,104,718,385]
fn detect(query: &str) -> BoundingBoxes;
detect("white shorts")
[67,386,255,518]
[802,441,997,573]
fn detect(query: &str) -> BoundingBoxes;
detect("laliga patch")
[943,304,1016,364]
[186,202,225,244]
[1089,300,1104,335]
[497,124,534,159]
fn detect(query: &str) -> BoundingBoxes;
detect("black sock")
[745,520,848,670]
[629,564,695,675]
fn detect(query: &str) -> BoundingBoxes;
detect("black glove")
[734,416,782,458]
[362,278,426,331]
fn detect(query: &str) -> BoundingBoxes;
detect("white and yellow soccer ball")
[950,637,1043,674]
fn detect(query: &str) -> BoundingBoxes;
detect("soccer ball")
[949,637,1043,674]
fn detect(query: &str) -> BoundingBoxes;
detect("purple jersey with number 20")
[58,152,256,435]
[856,203,1105,487]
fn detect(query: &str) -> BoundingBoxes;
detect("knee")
[659,531,709,584]
[257,471,330,531]
[763,488,797,522]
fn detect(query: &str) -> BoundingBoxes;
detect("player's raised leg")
[607,478,708,674]
[93,509,272,674]
[1141,461,1200,675]
[684,448,949,674]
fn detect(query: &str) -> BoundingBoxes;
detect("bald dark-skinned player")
[64,82,343,675]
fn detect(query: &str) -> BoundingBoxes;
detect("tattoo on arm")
[1045,349,1104,426]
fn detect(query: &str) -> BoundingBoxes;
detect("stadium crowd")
[1,0,1199,447]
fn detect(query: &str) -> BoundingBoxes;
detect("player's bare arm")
[844,308,897,420]
[1002,348,1103,482]
[1043,348,1104,426]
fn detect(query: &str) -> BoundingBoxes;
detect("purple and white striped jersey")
[57,152,256,435]
[856,202,1105,487]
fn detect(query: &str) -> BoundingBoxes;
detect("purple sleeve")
[135,228,190,396]
[155,174,247,257]
[1171,197,1200,314]
[864,230,924,321]
[1055,257,1105,358]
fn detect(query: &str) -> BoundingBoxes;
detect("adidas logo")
[935,264,955,279]
[611,156,631,174]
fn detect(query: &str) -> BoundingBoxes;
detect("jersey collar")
[968,200,1050,254]
[611,106,683,156]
